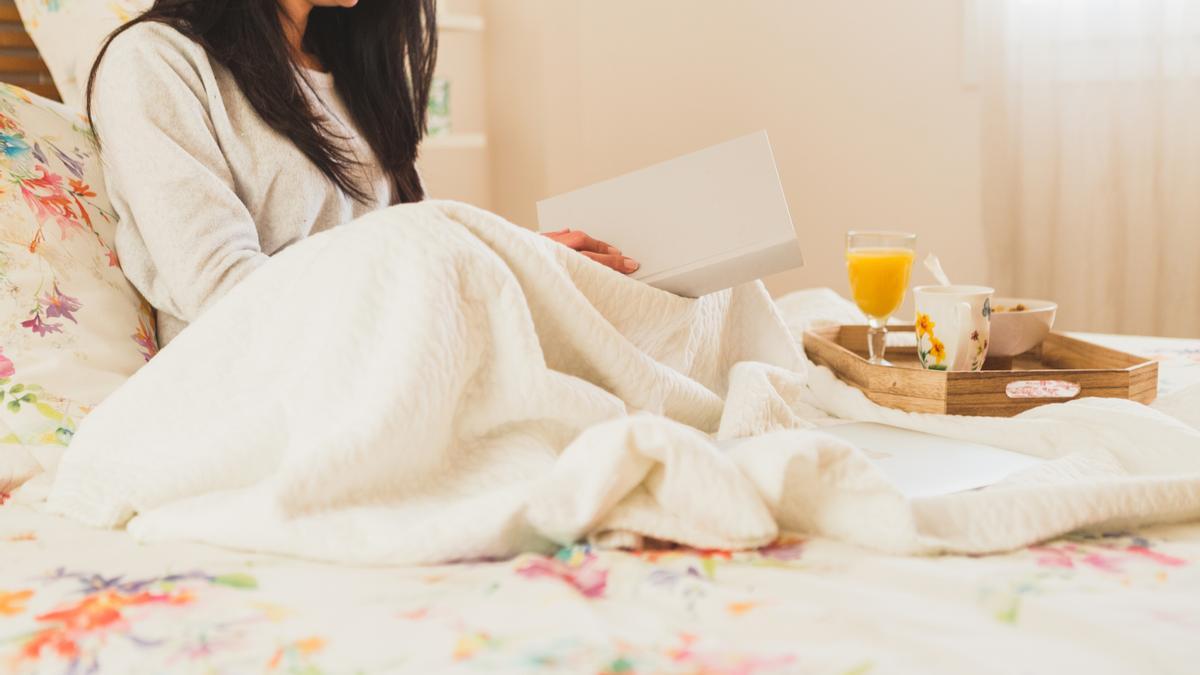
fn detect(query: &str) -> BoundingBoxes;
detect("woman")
[88,0,638,346]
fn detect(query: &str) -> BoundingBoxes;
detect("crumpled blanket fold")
[42,201,1200,564]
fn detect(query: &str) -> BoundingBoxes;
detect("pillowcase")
[0,82,155,497]
[14,0,151,107]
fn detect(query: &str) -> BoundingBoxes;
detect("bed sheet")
[3,333,1199,675]
[4,504,1200,675]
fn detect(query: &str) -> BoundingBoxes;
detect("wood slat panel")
[0,29,34,49]
[0,2,20,23]
[0,53,49,74]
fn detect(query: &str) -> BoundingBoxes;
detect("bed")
[3,333,1199,675]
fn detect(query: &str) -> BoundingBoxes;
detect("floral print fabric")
[2,504,1199,674]
[0,83,153,487]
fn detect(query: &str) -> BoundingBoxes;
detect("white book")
[536,131,804,297]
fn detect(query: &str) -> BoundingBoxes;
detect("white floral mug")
[913,285,993,372]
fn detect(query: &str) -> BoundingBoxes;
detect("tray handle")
[1005,380,1082,400]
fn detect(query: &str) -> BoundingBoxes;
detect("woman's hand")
[542,229,640,274]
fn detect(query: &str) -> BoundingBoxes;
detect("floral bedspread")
[2,334,1199,675]
[2,506,1199,675]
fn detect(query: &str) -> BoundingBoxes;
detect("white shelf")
[440,14,485,32]
[423,132,487,149]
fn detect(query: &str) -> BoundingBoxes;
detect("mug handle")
[954,302,973,371]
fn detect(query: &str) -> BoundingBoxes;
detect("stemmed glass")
[845,231,917,365]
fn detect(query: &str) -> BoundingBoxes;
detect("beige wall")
[483,0,985,302]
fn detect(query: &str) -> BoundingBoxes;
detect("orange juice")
[846,247,915,318]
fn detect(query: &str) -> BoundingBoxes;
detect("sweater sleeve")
[92,24,269,325]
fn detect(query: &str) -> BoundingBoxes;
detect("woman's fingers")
[541,229,638,274]
[546,229,622,255]
[588,236,621,256]
[581,250,641,274]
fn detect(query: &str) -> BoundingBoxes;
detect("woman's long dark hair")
[86,0,437,204]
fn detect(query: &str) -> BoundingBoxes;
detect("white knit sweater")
[91,22,393,346]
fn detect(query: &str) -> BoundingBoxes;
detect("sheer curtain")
[980,0,1200,337]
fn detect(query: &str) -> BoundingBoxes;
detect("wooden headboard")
[0,0,59,100]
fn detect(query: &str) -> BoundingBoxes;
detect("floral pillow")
[0,82,155,497]
[14,0,151,107]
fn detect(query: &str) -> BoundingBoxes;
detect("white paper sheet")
[820,422,1044,499]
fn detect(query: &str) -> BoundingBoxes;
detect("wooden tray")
[803,325,1158,417]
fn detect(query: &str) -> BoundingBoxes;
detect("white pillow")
[0,82,155,496]
[14,0,151,107]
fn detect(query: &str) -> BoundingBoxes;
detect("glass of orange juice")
[846,231,917,365]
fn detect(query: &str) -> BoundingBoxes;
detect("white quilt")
[41,202,1200,564]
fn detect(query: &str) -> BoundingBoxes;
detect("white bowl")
[988,297,1057,358]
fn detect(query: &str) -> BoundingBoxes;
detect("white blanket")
[43,202,1200,564]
